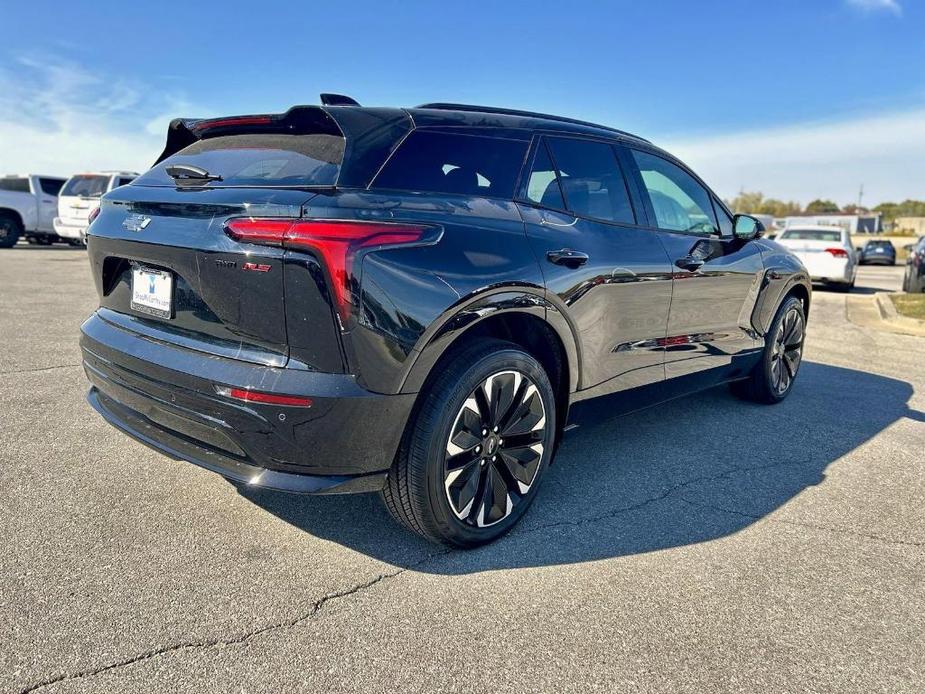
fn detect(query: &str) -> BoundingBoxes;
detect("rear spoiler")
[152,106,344,165]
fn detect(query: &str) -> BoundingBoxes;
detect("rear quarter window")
[371,130,529,199]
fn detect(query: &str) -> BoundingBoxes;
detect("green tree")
[874,199,925,223]
[805,199,840,214]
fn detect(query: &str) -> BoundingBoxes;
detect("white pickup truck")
[54,171,138,245]
[0,174,67,248]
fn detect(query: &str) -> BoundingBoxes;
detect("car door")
[516,135,673,395]
[624,147,765,380]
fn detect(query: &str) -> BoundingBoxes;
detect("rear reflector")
[224,218,432,320]
[825,248,849,258]
[215,385,313,407]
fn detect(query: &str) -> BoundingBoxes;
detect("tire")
[381,338,557,547]
[0,214,23,248]
[730,295,806,405]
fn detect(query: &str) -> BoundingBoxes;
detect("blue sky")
[1,0,922,205]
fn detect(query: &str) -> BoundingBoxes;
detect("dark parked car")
[858,239,896,265]
[903,236,925,293]
[80,96,811,546]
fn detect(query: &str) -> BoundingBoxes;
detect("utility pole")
[857,183,864,210]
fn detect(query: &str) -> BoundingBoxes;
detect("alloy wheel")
[444,370,547,528]
[770,307,804,395]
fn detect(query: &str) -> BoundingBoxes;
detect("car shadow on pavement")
[237,361,923,572]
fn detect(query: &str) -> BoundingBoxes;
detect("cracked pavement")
[2,248,923,693]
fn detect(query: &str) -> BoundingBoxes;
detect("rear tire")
[0,214,22,248]
[381,338,557,547]
[730,295,805,405]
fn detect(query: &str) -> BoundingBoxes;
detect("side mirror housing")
[733,214,764,241]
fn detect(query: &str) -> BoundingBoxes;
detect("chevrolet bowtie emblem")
[123,214,152,232]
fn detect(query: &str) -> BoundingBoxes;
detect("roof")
[411,103,651,144]
[781,225,848,231]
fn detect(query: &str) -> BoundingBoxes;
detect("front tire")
[382,339,557,547]
[0,214,23,248]
[730,295,806,404]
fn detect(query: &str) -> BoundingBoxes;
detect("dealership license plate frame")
[130,266,174,319]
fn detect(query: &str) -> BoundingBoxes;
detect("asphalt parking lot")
[2,247,923,693]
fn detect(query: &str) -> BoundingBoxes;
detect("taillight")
[825,247,848,258]
[223,218,434,321]
[214,385,312,407]
[88,206,101,225]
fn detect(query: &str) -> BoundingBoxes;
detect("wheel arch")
[0,207,25,228]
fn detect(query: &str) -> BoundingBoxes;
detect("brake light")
[215,385,312,407]
[825,247,848,258]
[224,218,432,321]
[194,115,272,131]
[88,206,101,225]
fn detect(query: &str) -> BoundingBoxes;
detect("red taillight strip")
[825,247,849,258]
[223,218,433,321]
[215,385,313,407]
[194,115,273,131]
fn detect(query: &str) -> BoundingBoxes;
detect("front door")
[626,148,765,380]
[517,136,673,395]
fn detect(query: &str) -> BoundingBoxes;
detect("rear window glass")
[779,229,842,242]
[134,134,344,187]
[0,177,30,193]
[62,175,109,197]
[40,178,65,195]
[865,240,892,248]
[372,130,528,199]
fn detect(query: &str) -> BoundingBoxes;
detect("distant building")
[894,217,925,235]
[781,213,882,234]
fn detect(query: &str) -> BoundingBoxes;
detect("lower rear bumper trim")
[88,388,387,495]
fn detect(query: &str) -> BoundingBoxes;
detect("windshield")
[61,175,109,198]
[135,134,344,188]
[780,229,842,242]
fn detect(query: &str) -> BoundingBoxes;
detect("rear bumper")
[80,311,414,494]
[798,255,853,284]
[860,256,894,265]
[53,217,87,239]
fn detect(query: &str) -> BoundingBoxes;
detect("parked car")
[902,236,925,293]
[80,97,811,547]
[775,226,857,291]
[0,174,67,247]
[54,171,138,245]
[858,239,896,265]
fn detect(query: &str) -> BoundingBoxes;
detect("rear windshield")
[371,130,529,199]
[0,177,30,193]
[62,175,109,198]
[779,229,842,242]
[134,134,344,187]
[865,240,893,248]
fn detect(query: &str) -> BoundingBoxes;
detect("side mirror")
[733,214,764,241]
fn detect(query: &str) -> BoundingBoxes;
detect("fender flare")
[397,286,582,395]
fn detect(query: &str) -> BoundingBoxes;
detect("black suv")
[80,96,811,546]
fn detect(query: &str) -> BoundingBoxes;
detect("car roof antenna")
[320,93,360,106]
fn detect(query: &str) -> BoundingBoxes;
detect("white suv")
[54,171,138,244]
[0,174,67,247]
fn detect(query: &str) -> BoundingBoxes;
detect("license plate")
[131,267,173,318]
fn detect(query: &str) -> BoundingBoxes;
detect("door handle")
[547,248,589,268]
[675,255,705,272]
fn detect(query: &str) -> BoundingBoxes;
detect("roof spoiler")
[152,105,344,165]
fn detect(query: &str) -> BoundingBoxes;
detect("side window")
[0,177,30,193]
[546,137,635,224]
[372,130,529,199]
[713,197,734,237]
[116,177,135,188]
[39,178,65,196]
[632,150,718,235]
[525,140,565,210]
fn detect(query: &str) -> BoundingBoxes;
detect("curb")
[874,292,925,335]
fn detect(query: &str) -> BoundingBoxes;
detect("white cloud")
[661,107,925,206]
[846,0,902,15]
[0,56,209,176]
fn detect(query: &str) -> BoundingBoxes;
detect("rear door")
[516,135,673,395]
[625,147,765,380]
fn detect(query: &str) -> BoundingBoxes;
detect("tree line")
[726,192,925,222]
